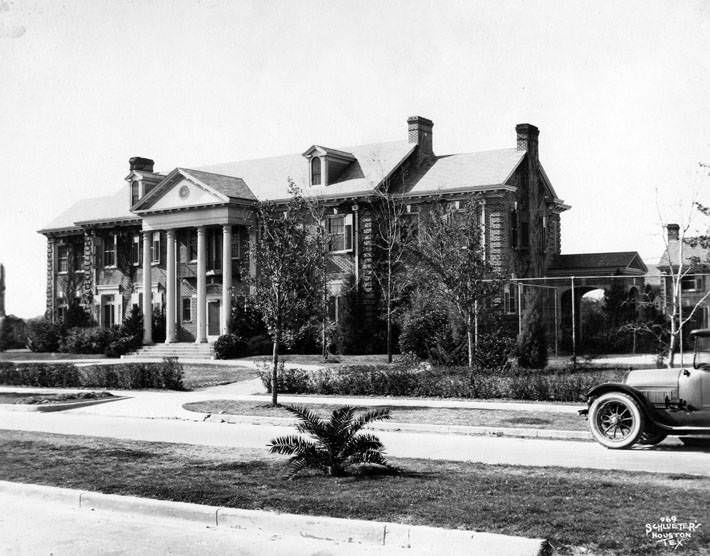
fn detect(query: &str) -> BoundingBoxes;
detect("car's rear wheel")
[588,392,644,449]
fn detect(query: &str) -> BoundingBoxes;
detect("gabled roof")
[549,252,648,274]
[130,168,257,212]
[404,148,526,195]
[301,145,356,161]
[38,184,139,234]
[658,239,710,269]
[199,140,415,201]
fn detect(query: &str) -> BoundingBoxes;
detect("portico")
[132,168,257,344]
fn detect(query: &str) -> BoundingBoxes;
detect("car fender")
[585,383,659,423]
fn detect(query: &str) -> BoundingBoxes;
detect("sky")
[0,0,708,318]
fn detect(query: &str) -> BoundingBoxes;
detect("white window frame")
[327,214,353,253]
[131,234,141,266]
[151,232,161,265]
[103,233,117,268]
[57,245,69,274]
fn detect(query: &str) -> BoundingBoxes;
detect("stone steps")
[122,343,215,360]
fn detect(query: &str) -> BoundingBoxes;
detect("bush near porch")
[0,359,184,390]
[258,363,625,402]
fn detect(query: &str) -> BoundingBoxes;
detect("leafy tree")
[268,405,392,477]
[407,198,502,367]
[249,185,321,405]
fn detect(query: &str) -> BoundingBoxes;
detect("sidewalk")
[0,481,551,556]
[0,380,588,441]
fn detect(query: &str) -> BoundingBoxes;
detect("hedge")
[257,364,626,402]
[0,359,184,390]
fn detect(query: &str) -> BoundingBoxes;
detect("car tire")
[588,392,644,449]
[638,429,667,446]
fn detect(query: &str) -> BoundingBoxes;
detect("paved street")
[1,409,708,476]
[0,493,423,556]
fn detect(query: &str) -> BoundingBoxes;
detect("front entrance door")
[207,300,221,336]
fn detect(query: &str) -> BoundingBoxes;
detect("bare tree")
[371,190,409,363]
[408,198,502,367]
[249,184,320,405]
[658,202,710,367]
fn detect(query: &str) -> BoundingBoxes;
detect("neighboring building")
[0,263,5,319]
[657,224,710,329]
[39,117,569,346]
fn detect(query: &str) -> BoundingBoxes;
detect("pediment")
[132,169,228,213]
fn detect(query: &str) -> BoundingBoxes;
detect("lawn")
[180,363,260,390]
[0,351,106,361]
[0,430,707,555]
[182,400,588,431]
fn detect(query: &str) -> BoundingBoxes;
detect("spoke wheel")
[589,392,643,449]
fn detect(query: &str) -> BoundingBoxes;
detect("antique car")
[581,328,710,449]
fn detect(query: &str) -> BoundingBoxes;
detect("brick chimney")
[667,223,680,241]
[516,123,539,160]
[129,156,155,172]
[408,116,434,165]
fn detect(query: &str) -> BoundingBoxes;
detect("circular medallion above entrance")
[179,185,190,199]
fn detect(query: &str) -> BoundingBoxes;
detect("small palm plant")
[268,405,392,477]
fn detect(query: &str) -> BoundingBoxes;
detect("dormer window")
[131,181,140,205]
[311,157,322,186]
[303,145,356,187]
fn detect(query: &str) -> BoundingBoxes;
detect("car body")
[581,328,710,448]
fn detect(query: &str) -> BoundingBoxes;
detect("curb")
[203,412,591,441]
[0,481,552,556]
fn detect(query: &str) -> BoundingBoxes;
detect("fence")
[508,273,710,359]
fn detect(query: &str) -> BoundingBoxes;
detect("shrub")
[213,333,249,359]
[0,359,184,390]
[246,334,273,356]
[398,304,453,361]
[230,303,268,339]
[59,327,120,354]
[25,319,62,352]
[516,291,548,369]
[472,332,516,372]
[0,315,26,350]
[258,363,625,402]
[269,405,392,477]
[105,336,139,358]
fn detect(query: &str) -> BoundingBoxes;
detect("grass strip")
[183,400,588,431]
[0,391,114,405]
[0,429,707,555]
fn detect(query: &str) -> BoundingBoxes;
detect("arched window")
[311,157,321,185]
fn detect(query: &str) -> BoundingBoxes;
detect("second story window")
[327,214,353,252]
[58,245,69,273]
[104,234,117,267]
[311,157,321,186]
[131,181,140,206]
[510,209,518,248]
[188,231,197,262]
[131,235,141,265]
[151,232,161,264]
[231,230,241,260]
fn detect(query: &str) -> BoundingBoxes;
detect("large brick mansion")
[40,117,570,345]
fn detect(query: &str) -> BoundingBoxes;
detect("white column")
[196,226,207,343]
[221,224,232,336]
[165,229,177,343]
[142,231,153,345]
